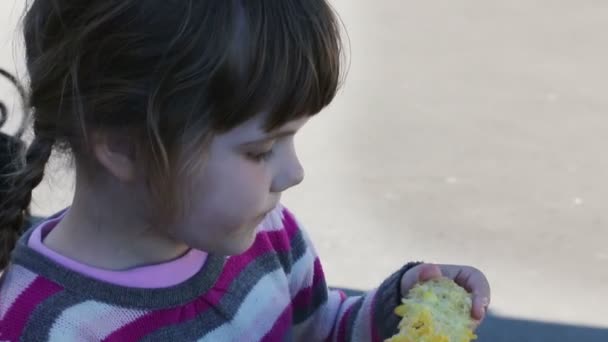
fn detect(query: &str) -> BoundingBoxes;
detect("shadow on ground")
[333,288,608,342]
[477,313,608,342]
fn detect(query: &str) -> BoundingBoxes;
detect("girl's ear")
[91,129,138,182]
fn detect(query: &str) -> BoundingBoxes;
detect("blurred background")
[1,1,607,341]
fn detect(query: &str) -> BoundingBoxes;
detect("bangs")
[209,0,344,132]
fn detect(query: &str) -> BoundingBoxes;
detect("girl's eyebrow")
[241,129,297,145]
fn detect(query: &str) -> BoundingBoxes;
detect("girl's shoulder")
[0,263,68,340]
[0,263,155,340]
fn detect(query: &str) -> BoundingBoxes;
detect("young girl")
[0,1,490,341]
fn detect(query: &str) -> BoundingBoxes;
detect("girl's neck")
[43,175,190,271]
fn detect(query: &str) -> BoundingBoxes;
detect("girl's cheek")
[242,158,273,183]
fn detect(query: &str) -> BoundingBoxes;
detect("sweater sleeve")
[285,210,421,341]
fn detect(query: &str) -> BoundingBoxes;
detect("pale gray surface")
[284,0,608,330]
[2,1,607,341]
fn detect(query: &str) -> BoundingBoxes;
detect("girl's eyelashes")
[246,148,274,162]
[242,136,288,163]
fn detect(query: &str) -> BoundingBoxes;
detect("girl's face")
[170,114,308,255]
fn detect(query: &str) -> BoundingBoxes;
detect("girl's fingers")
[402,264,491,324]
[439,265,491,321]
[400,263,443,295]
[472,294,490,321]
[468,270,491,321]
[418,263,443,282]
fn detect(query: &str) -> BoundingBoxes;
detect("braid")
[0,132,53,269]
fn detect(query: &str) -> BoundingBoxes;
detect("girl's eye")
[247,149,274,162]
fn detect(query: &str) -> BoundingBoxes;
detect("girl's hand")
[400,263,491,326]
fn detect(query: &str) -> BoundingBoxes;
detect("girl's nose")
[271,155,304,193]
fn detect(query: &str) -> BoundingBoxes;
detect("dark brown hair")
[0,0,343,269]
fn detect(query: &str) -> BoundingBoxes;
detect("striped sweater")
[0,206,418,341]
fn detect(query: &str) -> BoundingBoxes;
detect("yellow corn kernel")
[386,278,477,342]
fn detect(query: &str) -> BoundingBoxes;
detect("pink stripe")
[214,234,279,290]
[312,258,324,283]
[103,299,210,341]
[105,210,299,340]
[213,212,300,291]
[104,229,283,340]
[323,291,348,342]
[255,207,300,254]
[336,304,356,342]
[1,277,63,340]
[262,229,292,253]
[280,208,300,239]
[292,286,313,312]
[0,265,38,318]
[260,304,293,342]
[292,258,325,312]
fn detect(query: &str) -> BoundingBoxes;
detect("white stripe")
[297,224,320,258]
[0,265,38,319]
[288,218,344,340]
[351,288,377,341]
[258,204,286,232]
[331,296,362,339]
[286,223,320,296]
[200,268,290,342]
[293,290,345,340]
[287,245,316,295]
[48,301,148,341]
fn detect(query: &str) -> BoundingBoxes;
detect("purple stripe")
[103,209,301,340]
[292,285,313,311]
[336,303,356,342]
[291,258,325,308]
[1,277,63,340]
[323,291,347,342]
[260,304,293,342]
[263,229,292,253]
[103,300,210,341]
[103,225,295,340]
[281,208,301,240]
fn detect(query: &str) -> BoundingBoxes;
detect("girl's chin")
[217,225,259,256]
[219,237,257,256]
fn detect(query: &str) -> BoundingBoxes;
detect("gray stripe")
[11,227,225,309]
[11,216,310,340]
[281,328,295,342]
[288,228,307,269]
[275,244,293,274]
[293,275,329,324]
[141,228,309,340]
[20,290,81,342]
[260,227,307,276]
[141,251,286,341]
